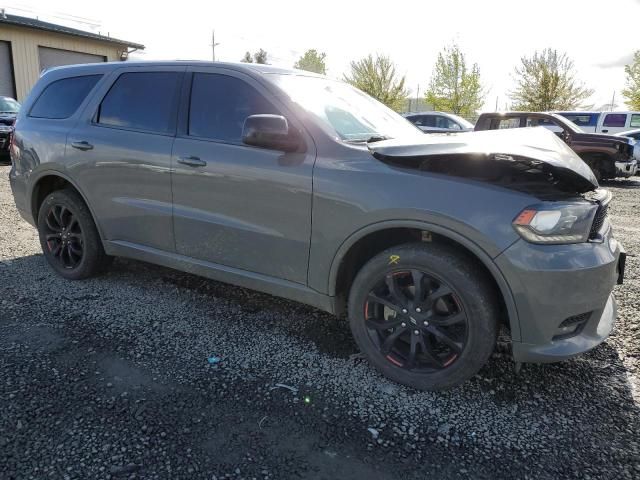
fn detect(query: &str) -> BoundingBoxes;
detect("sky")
[3,0,639,111]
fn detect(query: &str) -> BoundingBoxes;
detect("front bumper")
[615,159,638,177]
[496,225,622,363]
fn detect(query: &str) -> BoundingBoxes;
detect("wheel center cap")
[409,317,417,325]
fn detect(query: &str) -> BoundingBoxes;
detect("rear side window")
[29,75,101,119]
[188,73,279,143]
[97,72,182,134]
[630,114,640,128]
[603,113,626,127]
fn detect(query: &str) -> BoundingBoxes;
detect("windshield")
[269,74,421,142]
[0,97,20,113]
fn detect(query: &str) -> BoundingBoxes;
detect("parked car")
[616,128,640,141]
[9,62,625,390]
[474,111,638,180]
[0,96,20,159]
[555,111,640,134]
[404,111,474,133]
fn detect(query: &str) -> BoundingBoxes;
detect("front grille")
[589,202,608,239]
[0,118,14,126]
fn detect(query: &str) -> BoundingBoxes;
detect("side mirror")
[242,114,300,152]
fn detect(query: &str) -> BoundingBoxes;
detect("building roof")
[0,13,145,50]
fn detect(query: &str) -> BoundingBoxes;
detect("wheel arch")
[30,170,105,240]
[328,220,521,341]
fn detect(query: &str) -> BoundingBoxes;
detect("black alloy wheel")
[43,204,85,269]
[364,269,468,371]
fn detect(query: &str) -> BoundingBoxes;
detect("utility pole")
[495,96,498,112]
[415,84,420,112]
[211,30,220,61]
[611,90,616,111]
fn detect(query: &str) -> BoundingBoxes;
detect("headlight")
[513,203,597,244]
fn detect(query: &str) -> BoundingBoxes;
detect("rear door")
[170,67,315,283]
[66,66,184,252]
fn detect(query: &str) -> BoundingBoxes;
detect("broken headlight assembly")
[513,203,597,244]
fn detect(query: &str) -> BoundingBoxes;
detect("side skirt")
[104,240,337,314]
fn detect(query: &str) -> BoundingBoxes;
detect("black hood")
[368,127,598,193]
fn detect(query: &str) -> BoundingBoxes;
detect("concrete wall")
[0,24,124,100]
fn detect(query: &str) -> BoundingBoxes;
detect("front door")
[170,68,315,284]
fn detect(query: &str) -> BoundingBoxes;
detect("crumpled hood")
[368,127,598,193]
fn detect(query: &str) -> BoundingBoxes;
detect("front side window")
[603,113,627,127]
[97,72,182,134]
[630,114,640,128]
[189,73,279,143]
[30,75,101,119]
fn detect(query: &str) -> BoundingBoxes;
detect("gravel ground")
[1,162,639,480]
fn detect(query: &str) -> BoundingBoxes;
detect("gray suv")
[9,62,625,390]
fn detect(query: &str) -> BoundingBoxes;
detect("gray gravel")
[1,162,639,479]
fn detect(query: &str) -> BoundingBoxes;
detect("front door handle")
[601,129,609,133]
[70,141,94,151]
[177,156,207,167]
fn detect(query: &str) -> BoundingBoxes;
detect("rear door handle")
[70,141,94,151]
[601,129,608,133]
[177,156,207,167]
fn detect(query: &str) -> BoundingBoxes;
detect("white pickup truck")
[555,111,640,134]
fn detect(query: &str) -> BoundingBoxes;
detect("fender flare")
[28,168,106,241]
[327,219,521,341]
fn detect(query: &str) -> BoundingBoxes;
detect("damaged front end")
[369,127,599,195]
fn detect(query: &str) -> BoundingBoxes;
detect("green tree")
[622,50,640,110]
[510,48,593,111]
[294,49,327,74]
[240,49,268,64]
[425,45,484,116]
[343,54,408,111]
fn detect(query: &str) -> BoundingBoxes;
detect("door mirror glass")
[242,114,300,152]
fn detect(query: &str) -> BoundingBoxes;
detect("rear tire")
[347,242,498,390]
[37,189,112,280]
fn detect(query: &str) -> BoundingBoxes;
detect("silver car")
[404,111,474,133]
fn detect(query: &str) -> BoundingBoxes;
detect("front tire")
[37,189,111,280]
[348,242,498,390]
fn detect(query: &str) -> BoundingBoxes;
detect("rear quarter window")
[630,114,640,128]
[29,75,102,119]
